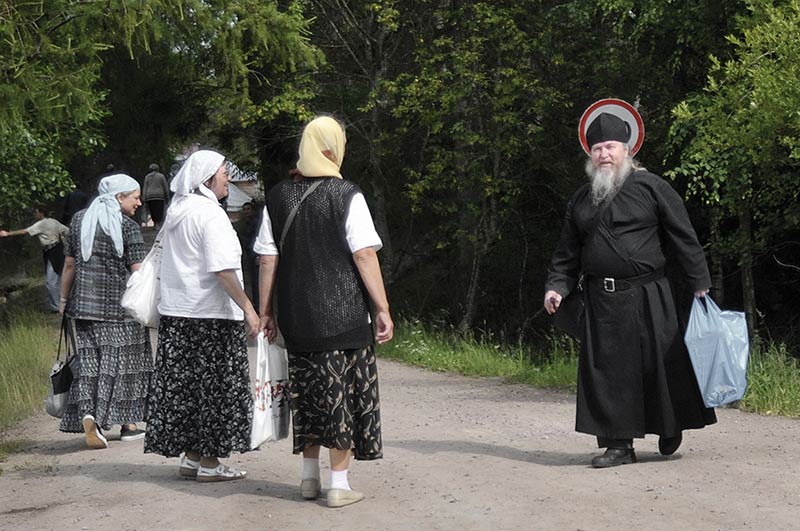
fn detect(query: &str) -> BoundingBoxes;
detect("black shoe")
[591,447,637,468]
[658,433,682,456]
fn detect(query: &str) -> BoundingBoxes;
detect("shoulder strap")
[586,178,625,241]
[279,179,323,253]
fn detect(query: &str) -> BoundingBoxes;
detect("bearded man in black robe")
[544,111,716,468]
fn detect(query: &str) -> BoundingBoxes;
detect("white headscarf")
[296,116,346,178]
[164,150,225,230]
[80,174,140,261]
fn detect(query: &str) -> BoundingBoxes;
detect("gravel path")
[2,350,800,530]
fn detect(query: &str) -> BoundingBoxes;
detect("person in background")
[256,115,394,508]
[1,206,69,312]
[58,174,153,449]
[234,201,261,309]
[543,107,716,468]
[61,181,88,227]
[145,150,259,482]
[142,163,170,230]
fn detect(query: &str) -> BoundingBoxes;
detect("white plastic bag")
[121,233,163,328]
[684,295,750,407]
[250,332,291,449]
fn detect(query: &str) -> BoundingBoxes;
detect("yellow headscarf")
[296,116,346,179]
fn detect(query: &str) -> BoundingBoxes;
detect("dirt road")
[2,352,800,530]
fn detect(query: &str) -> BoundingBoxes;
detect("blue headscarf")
[80,174,140,261]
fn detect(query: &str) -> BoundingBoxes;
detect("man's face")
[242,204,254,217]
[590,141,629,174]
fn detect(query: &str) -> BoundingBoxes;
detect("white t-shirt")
[27,218,68,247]
[158,195,244,320]
[253,192,382,256]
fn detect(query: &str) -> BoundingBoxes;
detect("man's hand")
[544,290,562,315]
[694,288,710,298]
[375,310,394,345]
[259,313,277,342]
[0,230,9,237]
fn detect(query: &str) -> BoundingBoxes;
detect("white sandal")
[196,463,247,483]
[179,456,201,478]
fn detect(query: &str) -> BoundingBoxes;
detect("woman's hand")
[259,313,277,342]
[375,310,394,344]
[245,307,260,340]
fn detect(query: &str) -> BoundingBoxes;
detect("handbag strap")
[279,179,323,253]
[56,314,71,361]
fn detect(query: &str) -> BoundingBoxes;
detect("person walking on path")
[58,174,153,449]
[256,115,394,508]
[142,163,170,230]
[543,102,716,468]
[1,206,69,312]
[144,150,259,483]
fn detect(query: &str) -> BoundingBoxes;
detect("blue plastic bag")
[684,296,750,408]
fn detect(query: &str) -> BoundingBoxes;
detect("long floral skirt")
[144,316,252,458]
[59,319,153,432]
[289,345,382,460]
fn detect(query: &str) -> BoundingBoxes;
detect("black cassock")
[545,170,716,442]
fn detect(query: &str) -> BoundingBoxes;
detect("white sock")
[330,469,351,491]
[302,458,320,480]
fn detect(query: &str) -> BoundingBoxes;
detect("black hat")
[586,113,631,148]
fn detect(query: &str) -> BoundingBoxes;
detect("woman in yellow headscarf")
[255,115,394,508]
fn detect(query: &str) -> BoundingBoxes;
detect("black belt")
[585,269,665,293]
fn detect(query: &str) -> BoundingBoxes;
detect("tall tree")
[667,0,800,339]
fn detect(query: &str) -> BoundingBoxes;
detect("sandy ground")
[2,347,800,530]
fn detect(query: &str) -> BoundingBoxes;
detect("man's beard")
[585,157,632,206]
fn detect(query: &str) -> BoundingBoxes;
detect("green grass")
[378,320,578,391]
[0,310,59,431]
[739,342,800,417]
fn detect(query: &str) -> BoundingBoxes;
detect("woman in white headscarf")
[144,149,259,482]
[255,116,394,508]
[58,174,153,449]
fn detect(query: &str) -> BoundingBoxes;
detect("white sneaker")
[82,415,108,449]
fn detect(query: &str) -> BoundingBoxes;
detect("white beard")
[585,157,632,206]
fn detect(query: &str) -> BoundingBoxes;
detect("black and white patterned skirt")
[59,319,153,432]
[144,316,252,458]
[289,345,382,460]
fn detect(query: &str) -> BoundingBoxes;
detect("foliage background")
[1,0,798,348]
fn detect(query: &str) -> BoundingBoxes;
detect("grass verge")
[379,320,800,418]
[739,342,800,417]
[378,320,578,391]
[0,309,59,432]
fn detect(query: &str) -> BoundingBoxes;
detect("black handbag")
[552,280,584,338]
[45,317,75,418]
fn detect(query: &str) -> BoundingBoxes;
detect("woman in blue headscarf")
[58,174,154,449]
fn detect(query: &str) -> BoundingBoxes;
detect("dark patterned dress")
[289,346,382,460]
[60,210,153,433]
[144,317,253,457]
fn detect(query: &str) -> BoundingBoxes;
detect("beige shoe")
[327,488,365,508]
[82,415,108,450]
[300,478,321,499]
